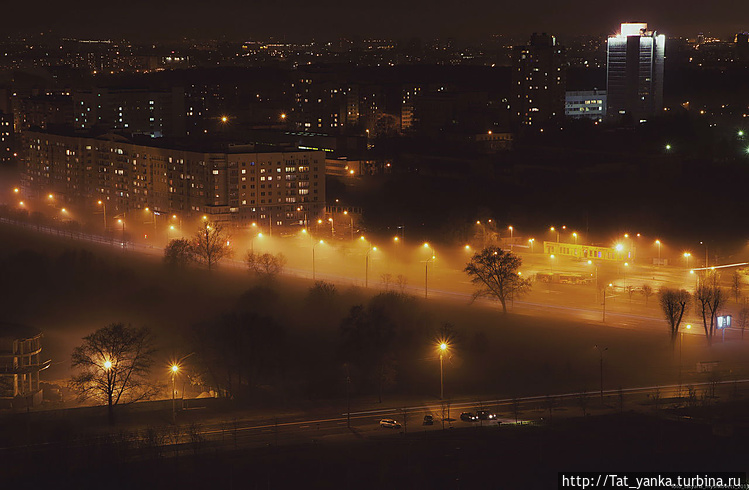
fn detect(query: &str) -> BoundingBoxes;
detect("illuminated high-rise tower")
[606,23,665,121]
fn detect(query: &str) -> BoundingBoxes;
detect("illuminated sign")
[717,315,732,329]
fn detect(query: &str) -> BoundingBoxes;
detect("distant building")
[474,131,513,152]
[0,323,50,409]
[565,90,607,119]
[735,32,749,65]
[0,111,12,164]
[22,130,325,227]
[511,33,566,130]
[606,23,665,121]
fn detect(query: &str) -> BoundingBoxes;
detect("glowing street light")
[683,252,691,269]
[13,188,19,193]
[438,341,449,400]
[550,226,560,242]
[655,239,661,263]
[665,144,672,151]
[343,210,354,240]
[572,232,578,244]
[602,283,613,323]
[508,225,514,249]
[424,243,435,299]
[528,238,535,253]
[103,360,112,370]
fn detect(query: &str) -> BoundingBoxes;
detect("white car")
[379,418,402,429]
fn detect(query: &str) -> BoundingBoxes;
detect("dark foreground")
[7,406,749,490]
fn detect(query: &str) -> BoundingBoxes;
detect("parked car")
[380,418,402,429]
[423,415,434,425]
[477,410,497,420]
[460,412,478,422]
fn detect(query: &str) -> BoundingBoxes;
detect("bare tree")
[731,270,742,303]
[695,272,725,346]
[163,238,195,270]
[464,246,531,314]
[737,302,749,340]
[626,285,636,303]
[396,274,408,294]
[70,323,158,424]
[192,221,232,271]
[380,273,393,290]
[658,288,691,345]
[245,251,287,278]
[640,284,654,305]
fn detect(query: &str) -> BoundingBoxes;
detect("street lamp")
[549,254,555,273]
[550,226,559,242]
[365,244,377,287]
[602,283,613,322]
[313,239,324,281]
[117,218,125,248]
[424,243,435,299]
[508,225,513,249]
[528,238,535,253]
[438,341,449,400]
[594,345,608,404]
[655,239,661,264]
[170,364,179,422]
[328,217,334,237]
[572,232,578,244]
[343,210,354,240]
[679,324,692,387]
[683,252,691,270]
[97,200,107,231]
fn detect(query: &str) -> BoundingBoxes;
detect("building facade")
[511,33,566,130]
[565,90,607,119]
[22,130,326,227]
[0,324,50,409]
[606,23,665,121]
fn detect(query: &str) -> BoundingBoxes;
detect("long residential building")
[22,130,326,227]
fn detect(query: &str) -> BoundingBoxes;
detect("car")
[423,415,434,425]
[460,412,478,422]
[380,418,402,429]
[476,410,497,420]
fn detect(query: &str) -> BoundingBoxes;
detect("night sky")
[7,0,749,40]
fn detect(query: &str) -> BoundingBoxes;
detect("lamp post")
[328,217,334,237]
[550,226,560,242]
[508,225,513,249]
[679,324,692,388]
[170,364,179,423]
[655,239,661,264]
[117,218,125,249]
[438,342,448,400]
[602,283,613,322]
[573,232,578,244]
[365,244,377,288]
[343,210,354,240]
[594,345,608,404]
[623,262,629,289]
[528,238,535,253]
[312,239,323,281]
[683,252,691,270]
[424,243,435,299]
[97,200,107,231]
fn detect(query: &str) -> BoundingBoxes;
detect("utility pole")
[595,345,607,404]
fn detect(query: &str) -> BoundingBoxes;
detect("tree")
[464,247,531,313]
[192,221,232,271]
[163,238,195,270]
[245,251,286,278]
[640,284,654,305]
[658,288,691,345]
[70,323,158,424]
[730,270,742,303]
[695,272,725,346]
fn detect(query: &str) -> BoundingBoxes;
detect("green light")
[665,144,672,151]
[739,130,745,137]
